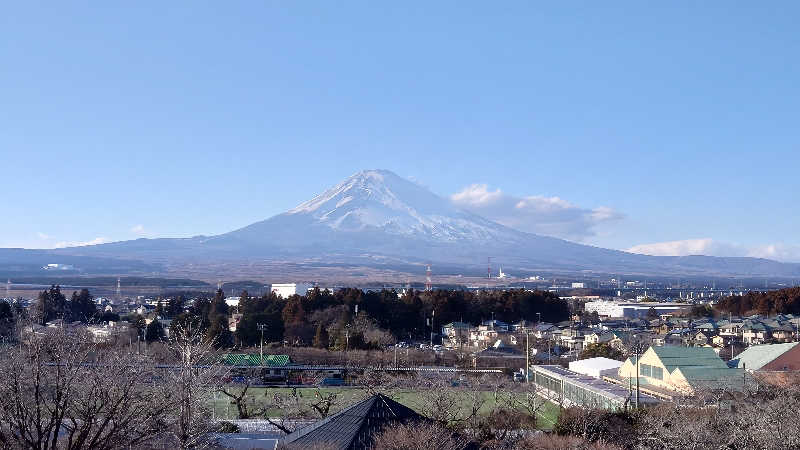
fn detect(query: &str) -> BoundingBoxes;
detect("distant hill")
[8,169,798,279]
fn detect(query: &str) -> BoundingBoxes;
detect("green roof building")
[619,346,743,395]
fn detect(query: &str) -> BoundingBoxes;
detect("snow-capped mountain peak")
[284,169,517,242]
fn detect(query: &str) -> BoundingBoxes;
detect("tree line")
[715,287,800,317]
[149,287,569,350]
[18,285,570,351]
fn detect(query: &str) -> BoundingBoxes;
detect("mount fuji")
[41,169,800,278]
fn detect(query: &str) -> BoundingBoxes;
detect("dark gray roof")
[279,394,422,450]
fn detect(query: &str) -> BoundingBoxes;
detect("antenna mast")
[116,277,122,299]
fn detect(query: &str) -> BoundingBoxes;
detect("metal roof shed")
[569,357,624,379]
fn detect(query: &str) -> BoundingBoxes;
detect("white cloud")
[626,238,733,257]
[130,224,146,235]
[54,237,110,249]
[451,184,623,241]
[745,244,800,262]
[626,238,800,263]
[36,232,50,240]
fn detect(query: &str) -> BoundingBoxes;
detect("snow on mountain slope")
[48,169,800,277]
[278,169,524,243]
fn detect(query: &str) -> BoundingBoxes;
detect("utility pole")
[525,331,530,384]
[257,323,268,364]
[632,336,643,409]
[430,309,435,347]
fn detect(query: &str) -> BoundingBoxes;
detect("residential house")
[741,322,770,345]
[442,321,473,348]
[559,327,585,352]
[719,322,744,338]
[770,324,794,343]
[584,331,615,346]
[532,322,558,340]
[481,319,509,331]
[693,331,713,346]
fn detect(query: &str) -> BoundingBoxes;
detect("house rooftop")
[732,342,799,371]
[279,394,466,450]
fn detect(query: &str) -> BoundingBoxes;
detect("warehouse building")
[584,300,692,319]
[617,346,743,395]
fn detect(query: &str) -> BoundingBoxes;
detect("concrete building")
[584,300,692,319]
[270,283,313,298]
[569,357,624,379]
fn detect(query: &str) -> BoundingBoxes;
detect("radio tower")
[425,264,432,291]
[115,277,121,299]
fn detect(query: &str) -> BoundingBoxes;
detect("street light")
[631,334,646,409]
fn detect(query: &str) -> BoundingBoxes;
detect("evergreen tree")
[128,313,147,333]
[34,285,67,324]
[166,295,185,318]
[0,301,15,338]
[69,289,97,323]
[207,314,233,348]
[145,319,165,342]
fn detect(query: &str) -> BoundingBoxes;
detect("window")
[651,366,663,379]
[640,363,652,377]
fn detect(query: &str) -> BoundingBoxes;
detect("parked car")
[320,377,345,386]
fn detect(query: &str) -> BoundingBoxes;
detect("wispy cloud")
[626,238,800,263]
[54,237,110,249]
[130,224,146,235]
[36,232,50,240]
[451,184,623,241]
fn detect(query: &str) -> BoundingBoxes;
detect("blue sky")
[2,2,799,260]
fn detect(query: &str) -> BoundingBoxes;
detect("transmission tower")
[425,264,432,291]
[116,277,121,299]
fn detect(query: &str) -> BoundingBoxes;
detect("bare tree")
[412,378,486,427]
[218,384,254,420]
[0,325,171,450]
[371,421,472,450]
[161,323,227,450]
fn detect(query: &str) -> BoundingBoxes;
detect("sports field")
[210,386,560,430]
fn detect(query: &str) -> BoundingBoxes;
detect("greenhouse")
[531,365,659,410]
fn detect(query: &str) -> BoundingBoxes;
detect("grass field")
[210,386,561,430]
